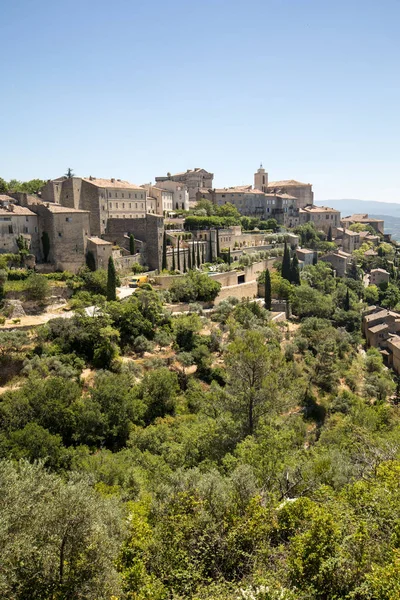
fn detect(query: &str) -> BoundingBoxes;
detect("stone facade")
[106,213,164,271]
[86,237,113,270]
[335,227,361,253]
[42,177,147,236]
[0,197,39,255]
[29,202,90,272]
[267,179,314,209]
[370,268,390,286]
[155,168,213,204]
[299,205,340,233]
[296,248,316,266]
[341,214,384,235]
[141,185,173,214]
[150,180,189,211]
[321,251,351,277]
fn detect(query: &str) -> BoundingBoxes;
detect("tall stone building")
[267,179,314,208]
[155,168,213,205]
[0,195,39,255]
[41,176,147,235]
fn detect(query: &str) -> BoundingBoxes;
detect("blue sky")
[2,0,400,201]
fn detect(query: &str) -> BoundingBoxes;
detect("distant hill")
[316,199,400,240]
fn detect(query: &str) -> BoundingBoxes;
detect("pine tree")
[327,226,332,242]
[172,246,176,271]
[282,241,291,282]
[106,256,117,301]
[183,251,187,273]
[197,242,201,268]
[344,288,350,311]
[216,230,220,258]
[290,253,301,285]
[209,234,213,262]
[129,234,136,255]
[264,268,272,310]
[177,237,181,271]
[162,231,167,271]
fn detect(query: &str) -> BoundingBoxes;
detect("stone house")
[86,237,113,270]
[155,168,213,205]
[29,201,91,272]
[267,179,314,209]
[370,268,390,286]
[341,213,384,235]
[141,184,174,214]
[299,205,340,234]
[151,180,189,211]
[321,250,351,277]
[0,196,39,255]
[296,248,316,266]
[335,227,361,253]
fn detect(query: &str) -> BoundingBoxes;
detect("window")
[135,203,137,209]
[135,193,137,199]
[122,203,125,208]
[26,217,29,222]
[58,232,62,237]
[115,193,118,198]
[122,193,124,198]
[116,203,119,209]
[109,202,113,209]
[66,217,72,222]
[103,205,105,211]
[222,194,225,198]
[8,225,13,234]
[23,226,28,233]
[129,193,131,199]
[129,203,132,208]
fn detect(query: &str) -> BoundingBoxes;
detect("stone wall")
[214,280,258,304]
[106,214,164,271]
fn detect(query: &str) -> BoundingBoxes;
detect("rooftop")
[82,177,142,190]
[87,236,113,246]
[387,335,400,350]
[0,195,15,202]
[301,205,340,213]
[0,205,36,216]
[369,323,389,334]
[267,179,310,187]
[371,268,390,274]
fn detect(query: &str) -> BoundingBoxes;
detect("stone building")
[296,248,316,267]
[151,180,189,211]
[86,237,113,270]
[29,201,90,272]
[0,195,39,255]
[155,168,213,204]
[341,213,384,235]
[42,176,147,236]
[370,268,390,286]
[335,227,361,253]
[141,184,173,214]
[299,205,340,234]
[267,179,314,209]
[105,213,164,271]
[321,250,351,277]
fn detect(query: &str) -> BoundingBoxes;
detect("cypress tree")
[282,242,291,282]
[216,230,220,258]
[192,242,196,268]
[291,253,300,285]
[327,226,332,242]
[177,236,181,271]
[209,234,213,262]
[183,251,187,273]
[172,246,176,271]
[106,256,117,301]
[129,234,136,255]
[202,244,205,264]
[162,231,167,271]
[197,242,201,268]
[344,288,350,311]
[188,244,192,270]
[228,247,231,264]
[264,268,272,310]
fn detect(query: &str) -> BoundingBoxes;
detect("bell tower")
[254,164,268,192]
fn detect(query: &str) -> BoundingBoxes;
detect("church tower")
[254,164,268,191]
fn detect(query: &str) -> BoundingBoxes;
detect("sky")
[1,0,400,202]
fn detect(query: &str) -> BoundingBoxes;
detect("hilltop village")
[3,166,400,599]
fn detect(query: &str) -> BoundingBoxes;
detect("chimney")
[111,178,115,183]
